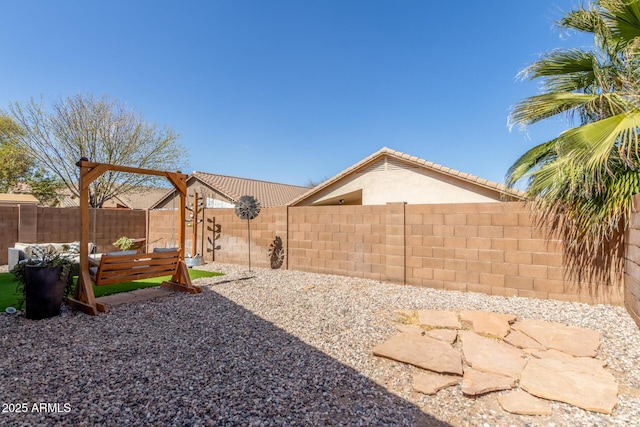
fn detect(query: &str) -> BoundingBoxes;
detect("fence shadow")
[0,287,450,426]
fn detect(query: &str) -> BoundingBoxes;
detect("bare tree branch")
[8,94,188,207]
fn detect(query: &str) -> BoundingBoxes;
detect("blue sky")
[2,1,590,187]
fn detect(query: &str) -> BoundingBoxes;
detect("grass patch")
[0,269,222,311]
[0,273,19,312]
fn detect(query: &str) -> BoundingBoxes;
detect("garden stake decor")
[234,195,261,272]
[206,217,222,261]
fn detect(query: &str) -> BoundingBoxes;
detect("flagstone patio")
[373,309,619,415]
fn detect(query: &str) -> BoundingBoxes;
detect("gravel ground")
[1,262,640,426]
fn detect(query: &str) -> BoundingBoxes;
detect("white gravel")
[1,262,639,426]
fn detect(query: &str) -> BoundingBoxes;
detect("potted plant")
[11,247,75,320]
[113,236,134,251]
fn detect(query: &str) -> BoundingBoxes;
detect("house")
[152,171,309,209]
[0,193,39,206]
[289,147,523,206]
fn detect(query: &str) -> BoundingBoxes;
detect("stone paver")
[412,371,460,395]
[459,310,516,338]
[530,349,607,367]
[520,356,618,414]
[461,367,515,396]
[426,329,458,344]
[395,324,426,335]
[497,390,553,416]
[375,309,619,418]
[394,325,458,344]
[504,330,546,351]
[512,318,601,357]
[373,333,463,375]
[417,310,461,329]
[459,331,526,379]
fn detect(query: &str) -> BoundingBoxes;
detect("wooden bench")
[69,249,201,315]
[91,250,174,285]
[88,250,201,293]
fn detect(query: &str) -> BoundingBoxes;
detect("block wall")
[206,206,287,268]
[3,202,635,313]
[147,210,182,251]
[0,206,19,265]
[201,202,625,306]
[625,194,640,328]
[405,203,623,305]
[287,205,388,281]
[2,206,147,263]
[87,209,146,252]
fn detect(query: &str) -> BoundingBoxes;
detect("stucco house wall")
[291,148,521,207]
[303,157,503,206]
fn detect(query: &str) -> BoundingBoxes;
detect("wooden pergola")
[68,159,201,315]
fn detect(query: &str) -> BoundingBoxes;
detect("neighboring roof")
[117,187,172,210]
[194,172,309,207]
[0,193,39,205]
[289,147,524,206]
[151,172,309,209]
[10,180,173,209]
[51,186,168,209]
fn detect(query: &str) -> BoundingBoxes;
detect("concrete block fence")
[2,201,637,327]
[624,194,640,327]
[0,206,146,264]
[148,202,626,309]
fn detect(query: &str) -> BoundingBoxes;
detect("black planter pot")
[24,265,65,320]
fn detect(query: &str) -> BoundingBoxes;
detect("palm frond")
[559,109,640,170]
[602,0,640,42]
[509,0,640,285]
[505,139,558,187]
[510,93,599,127]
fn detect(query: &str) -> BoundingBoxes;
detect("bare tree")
[8,94,187,207]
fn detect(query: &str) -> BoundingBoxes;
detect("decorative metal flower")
[234,195,261,220]
[235,195,260,273]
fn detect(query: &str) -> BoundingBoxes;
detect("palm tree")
[507,0,640,284]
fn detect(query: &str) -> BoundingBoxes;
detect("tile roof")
[117,187,173,210]
[50,186,169,209]
[189,172,309,208]
[289,147,524,206]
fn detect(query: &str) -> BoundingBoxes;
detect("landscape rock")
[459,331,526,379]
[372,332,463,375]
[461,367,515,396]
[412,371,460,395]
[520,357,618,414]
[512,318,601,357]
[416,310,461,329]
[497,390,553,416]
[459,310,516,338]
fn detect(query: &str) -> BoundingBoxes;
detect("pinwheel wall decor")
[234,195,261,271]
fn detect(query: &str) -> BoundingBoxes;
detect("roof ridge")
[192,171,308,189]
[288,147,523,206]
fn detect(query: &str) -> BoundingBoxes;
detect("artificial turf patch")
[0,269,223,311]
